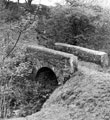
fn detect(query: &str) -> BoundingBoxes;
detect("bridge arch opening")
[35,67,58,90]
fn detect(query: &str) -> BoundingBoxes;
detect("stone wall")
[55,43,109,67]
[26,45,78,84]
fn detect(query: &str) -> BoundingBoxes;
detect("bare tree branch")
[3,31,22,62]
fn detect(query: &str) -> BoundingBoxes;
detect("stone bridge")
[26,45,78,86]
[26,43,109,86]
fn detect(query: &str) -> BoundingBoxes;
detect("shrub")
[0,47,54,118]
[0,1,25,23]
[35,4,96,48]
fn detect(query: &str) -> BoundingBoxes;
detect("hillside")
[3,64,110,120]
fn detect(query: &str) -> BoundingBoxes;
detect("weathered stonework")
[55,43,109,67]
[26,45,78,84]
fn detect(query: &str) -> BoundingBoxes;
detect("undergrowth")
[0,48,53,118]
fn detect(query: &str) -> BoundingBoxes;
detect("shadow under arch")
[35,67,58,90]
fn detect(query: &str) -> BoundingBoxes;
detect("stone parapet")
[55,43,109,67]
[26,45,78,84]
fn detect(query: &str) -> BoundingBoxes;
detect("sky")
[11,0,65,6]
[11,0,110,8]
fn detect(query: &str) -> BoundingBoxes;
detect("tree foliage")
[35,3,96,48]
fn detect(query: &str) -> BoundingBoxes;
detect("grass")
[2,63,110,120]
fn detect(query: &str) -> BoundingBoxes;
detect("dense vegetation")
[0,0,110,118]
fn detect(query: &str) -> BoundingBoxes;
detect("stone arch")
[35,67,58,89]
